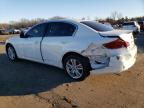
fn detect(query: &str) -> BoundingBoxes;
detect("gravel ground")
[0,33,144,108]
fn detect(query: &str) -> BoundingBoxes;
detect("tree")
[111,11,117,20]
[81,17,86,20]
[125,16,129,22]
[117,13,123,20]
[110,11,123,21]
[49,16,66,20]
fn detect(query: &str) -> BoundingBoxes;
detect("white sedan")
[5,19,137,80]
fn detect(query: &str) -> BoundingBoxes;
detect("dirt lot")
[0,34,144,108]
[0,35,15,43]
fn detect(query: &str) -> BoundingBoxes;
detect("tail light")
[103,38,129,49]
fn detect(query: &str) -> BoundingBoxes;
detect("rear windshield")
[123,22,134,26]
[81,21,114,32]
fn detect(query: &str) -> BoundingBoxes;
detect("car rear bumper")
[90,46,137,75]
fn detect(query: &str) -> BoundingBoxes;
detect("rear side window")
[81,21,113,32]
[45,22,76,36]
[26,23,47,37]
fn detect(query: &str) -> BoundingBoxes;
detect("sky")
[0,0,144,23]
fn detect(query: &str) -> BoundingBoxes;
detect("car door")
[21,23,47,62]
[41,22,77,67]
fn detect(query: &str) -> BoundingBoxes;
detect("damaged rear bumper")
[89,46,137,75]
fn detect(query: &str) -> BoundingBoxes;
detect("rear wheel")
[6,45,17,61]
[63,55,91,80]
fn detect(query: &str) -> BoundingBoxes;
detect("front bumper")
[90,46,137,75]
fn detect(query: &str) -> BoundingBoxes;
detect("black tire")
[63,55,91,80]
[6,45,18,61]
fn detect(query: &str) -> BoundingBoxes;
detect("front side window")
[45,22,76,36]
[26,23,47,37]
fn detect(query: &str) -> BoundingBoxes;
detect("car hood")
[6,35,20,44]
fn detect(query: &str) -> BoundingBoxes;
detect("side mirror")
[20,31,28,38]
[20,31,25,38]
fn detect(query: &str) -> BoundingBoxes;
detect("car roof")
[41,19,79,24]
[39,19,100,25]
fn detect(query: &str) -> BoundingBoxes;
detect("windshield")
[81,21,114,32]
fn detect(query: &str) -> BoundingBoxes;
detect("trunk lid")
[99,30,135,49]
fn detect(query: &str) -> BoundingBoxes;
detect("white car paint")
[6,19,137,76]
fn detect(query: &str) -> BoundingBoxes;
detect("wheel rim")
[7,47,15,60]
[66,58,83,79]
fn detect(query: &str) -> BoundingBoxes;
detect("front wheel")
[63,55,91,80]
[6,46,17,61]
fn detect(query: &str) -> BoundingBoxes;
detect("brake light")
[103,38,129,49]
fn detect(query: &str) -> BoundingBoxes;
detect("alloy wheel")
[7,47,16,60]
[66,58,84,79]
